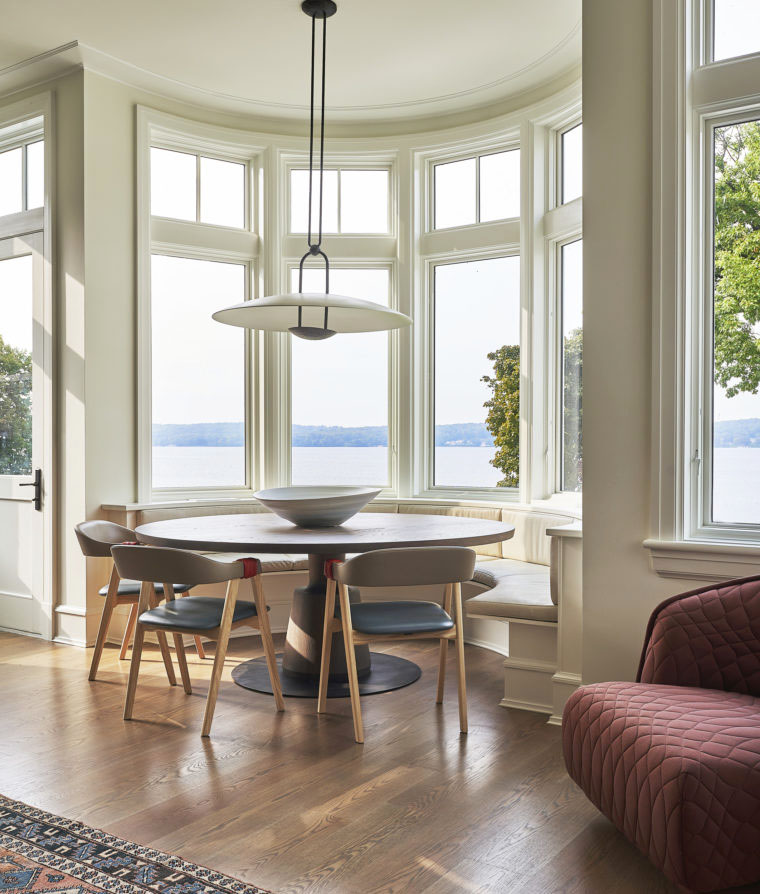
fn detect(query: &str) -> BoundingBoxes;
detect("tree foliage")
[0,334,32,475]
[714,121,760,397]
[481,345,520,487]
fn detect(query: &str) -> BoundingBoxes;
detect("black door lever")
[19,468,42,511]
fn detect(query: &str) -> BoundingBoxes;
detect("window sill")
[643,538,760,581]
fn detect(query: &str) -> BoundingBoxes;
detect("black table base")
[232,652,421,699]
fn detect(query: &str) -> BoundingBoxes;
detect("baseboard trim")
[53,634,87,648]
[499,696,552,715]
[547,713,563,727]
[503,656,557,673]
[464,635,509,658]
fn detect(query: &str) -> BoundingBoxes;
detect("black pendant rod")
[300,5,330,295]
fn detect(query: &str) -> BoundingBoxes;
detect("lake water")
[152,445,760,521]
[153,445,503,489]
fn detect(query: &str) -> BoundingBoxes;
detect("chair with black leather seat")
[111,545,284,736]
[318,546,476,743]
[75,521,204,682]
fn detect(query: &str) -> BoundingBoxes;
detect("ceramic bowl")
[253,486,381,527]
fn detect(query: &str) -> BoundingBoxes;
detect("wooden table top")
[135,512,515,555]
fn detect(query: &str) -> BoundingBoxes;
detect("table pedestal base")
[232,653,421,699]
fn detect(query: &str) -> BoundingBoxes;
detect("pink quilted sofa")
[562,576,760,893]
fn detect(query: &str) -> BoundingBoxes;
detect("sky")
[714,0,760,60]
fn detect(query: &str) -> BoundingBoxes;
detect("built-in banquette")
[99,501,582,723]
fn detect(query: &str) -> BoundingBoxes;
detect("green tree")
[482,345,520,487]
[562,328,583,491]
[714,121,760,397]
[0,334,32,475]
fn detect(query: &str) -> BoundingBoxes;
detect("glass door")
[0,232,48,636]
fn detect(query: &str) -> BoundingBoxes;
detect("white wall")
[582,0,676,683]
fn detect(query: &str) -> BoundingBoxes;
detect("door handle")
[19,468,42,511]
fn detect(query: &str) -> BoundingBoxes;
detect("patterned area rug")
[0,796,271,894]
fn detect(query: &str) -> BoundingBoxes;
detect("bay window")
[137,93,581,505]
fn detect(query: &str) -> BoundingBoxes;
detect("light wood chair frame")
[123,574,284,737]
[89,561,206,681]
[317,570,468,744]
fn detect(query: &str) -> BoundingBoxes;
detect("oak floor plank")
[0,631,683,894]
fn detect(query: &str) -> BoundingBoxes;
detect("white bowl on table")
[253,486,381,527]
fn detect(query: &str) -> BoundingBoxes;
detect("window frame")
[286,162,393,236]
[428,143,521,233]
[650,0,760,571]
[136,107,265,501]
[556,236,583,494]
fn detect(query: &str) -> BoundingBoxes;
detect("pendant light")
[213,0,411,340]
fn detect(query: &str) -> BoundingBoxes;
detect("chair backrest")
[111,545,255,587]
[75,520,137,558]
[637,574,760,697]
[333,546,476,588]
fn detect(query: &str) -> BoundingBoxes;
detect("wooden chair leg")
[89,566,119,681]
[119,602,138,660]
[338,582,364,744]
[317,579,337,714]
[124,582,152,720]
[453,582,468,734]
[173,634,192,694]
[252,576,284,712]
[436,639,448,704]
[436,583,453,704]
[201,579,239,737]
[148,583,176,686]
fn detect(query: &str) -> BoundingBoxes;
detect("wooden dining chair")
[111,545,284,736]
[318,546,477,743]
[75,521,205,681]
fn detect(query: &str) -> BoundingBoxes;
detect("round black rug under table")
[232,653,421,699]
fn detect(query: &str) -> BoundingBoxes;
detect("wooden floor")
[0,632,680,894]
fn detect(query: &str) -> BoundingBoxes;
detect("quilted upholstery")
[563,682,760,892]
[563,575,760,893]
[637,576,760,697]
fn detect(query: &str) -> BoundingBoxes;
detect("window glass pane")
[562,124,583,204]
[479,150,520,221]
[712,120,760,523]
[290,169,338,234]
[0,148,22,217]
[434,256,520,488]
[290,267,389,486]
[200,157,245,228]
[561,240,583,492]
[25,141,44,210]
[150,147,196,221]
[151,256,245,489]
[340,170,389,233]
[0,255,33,475]
[714,0,760,61]
[434,157,476,229]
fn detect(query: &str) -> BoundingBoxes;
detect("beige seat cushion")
[500,510,575,565]
[199,552,308,573]
[464,558,556,624]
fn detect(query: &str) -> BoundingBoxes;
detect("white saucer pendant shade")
[212,292,411,335]
[213,0,412,341]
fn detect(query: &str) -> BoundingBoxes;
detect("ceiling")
[0,0,581,125]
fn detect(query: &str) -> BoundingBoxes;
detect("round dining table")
[135,511,515,699]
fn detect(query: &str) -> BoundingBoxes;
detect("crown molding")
[0,25,581,131]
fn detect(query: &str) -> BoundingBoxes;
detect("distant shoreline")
[152,419,760,449]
